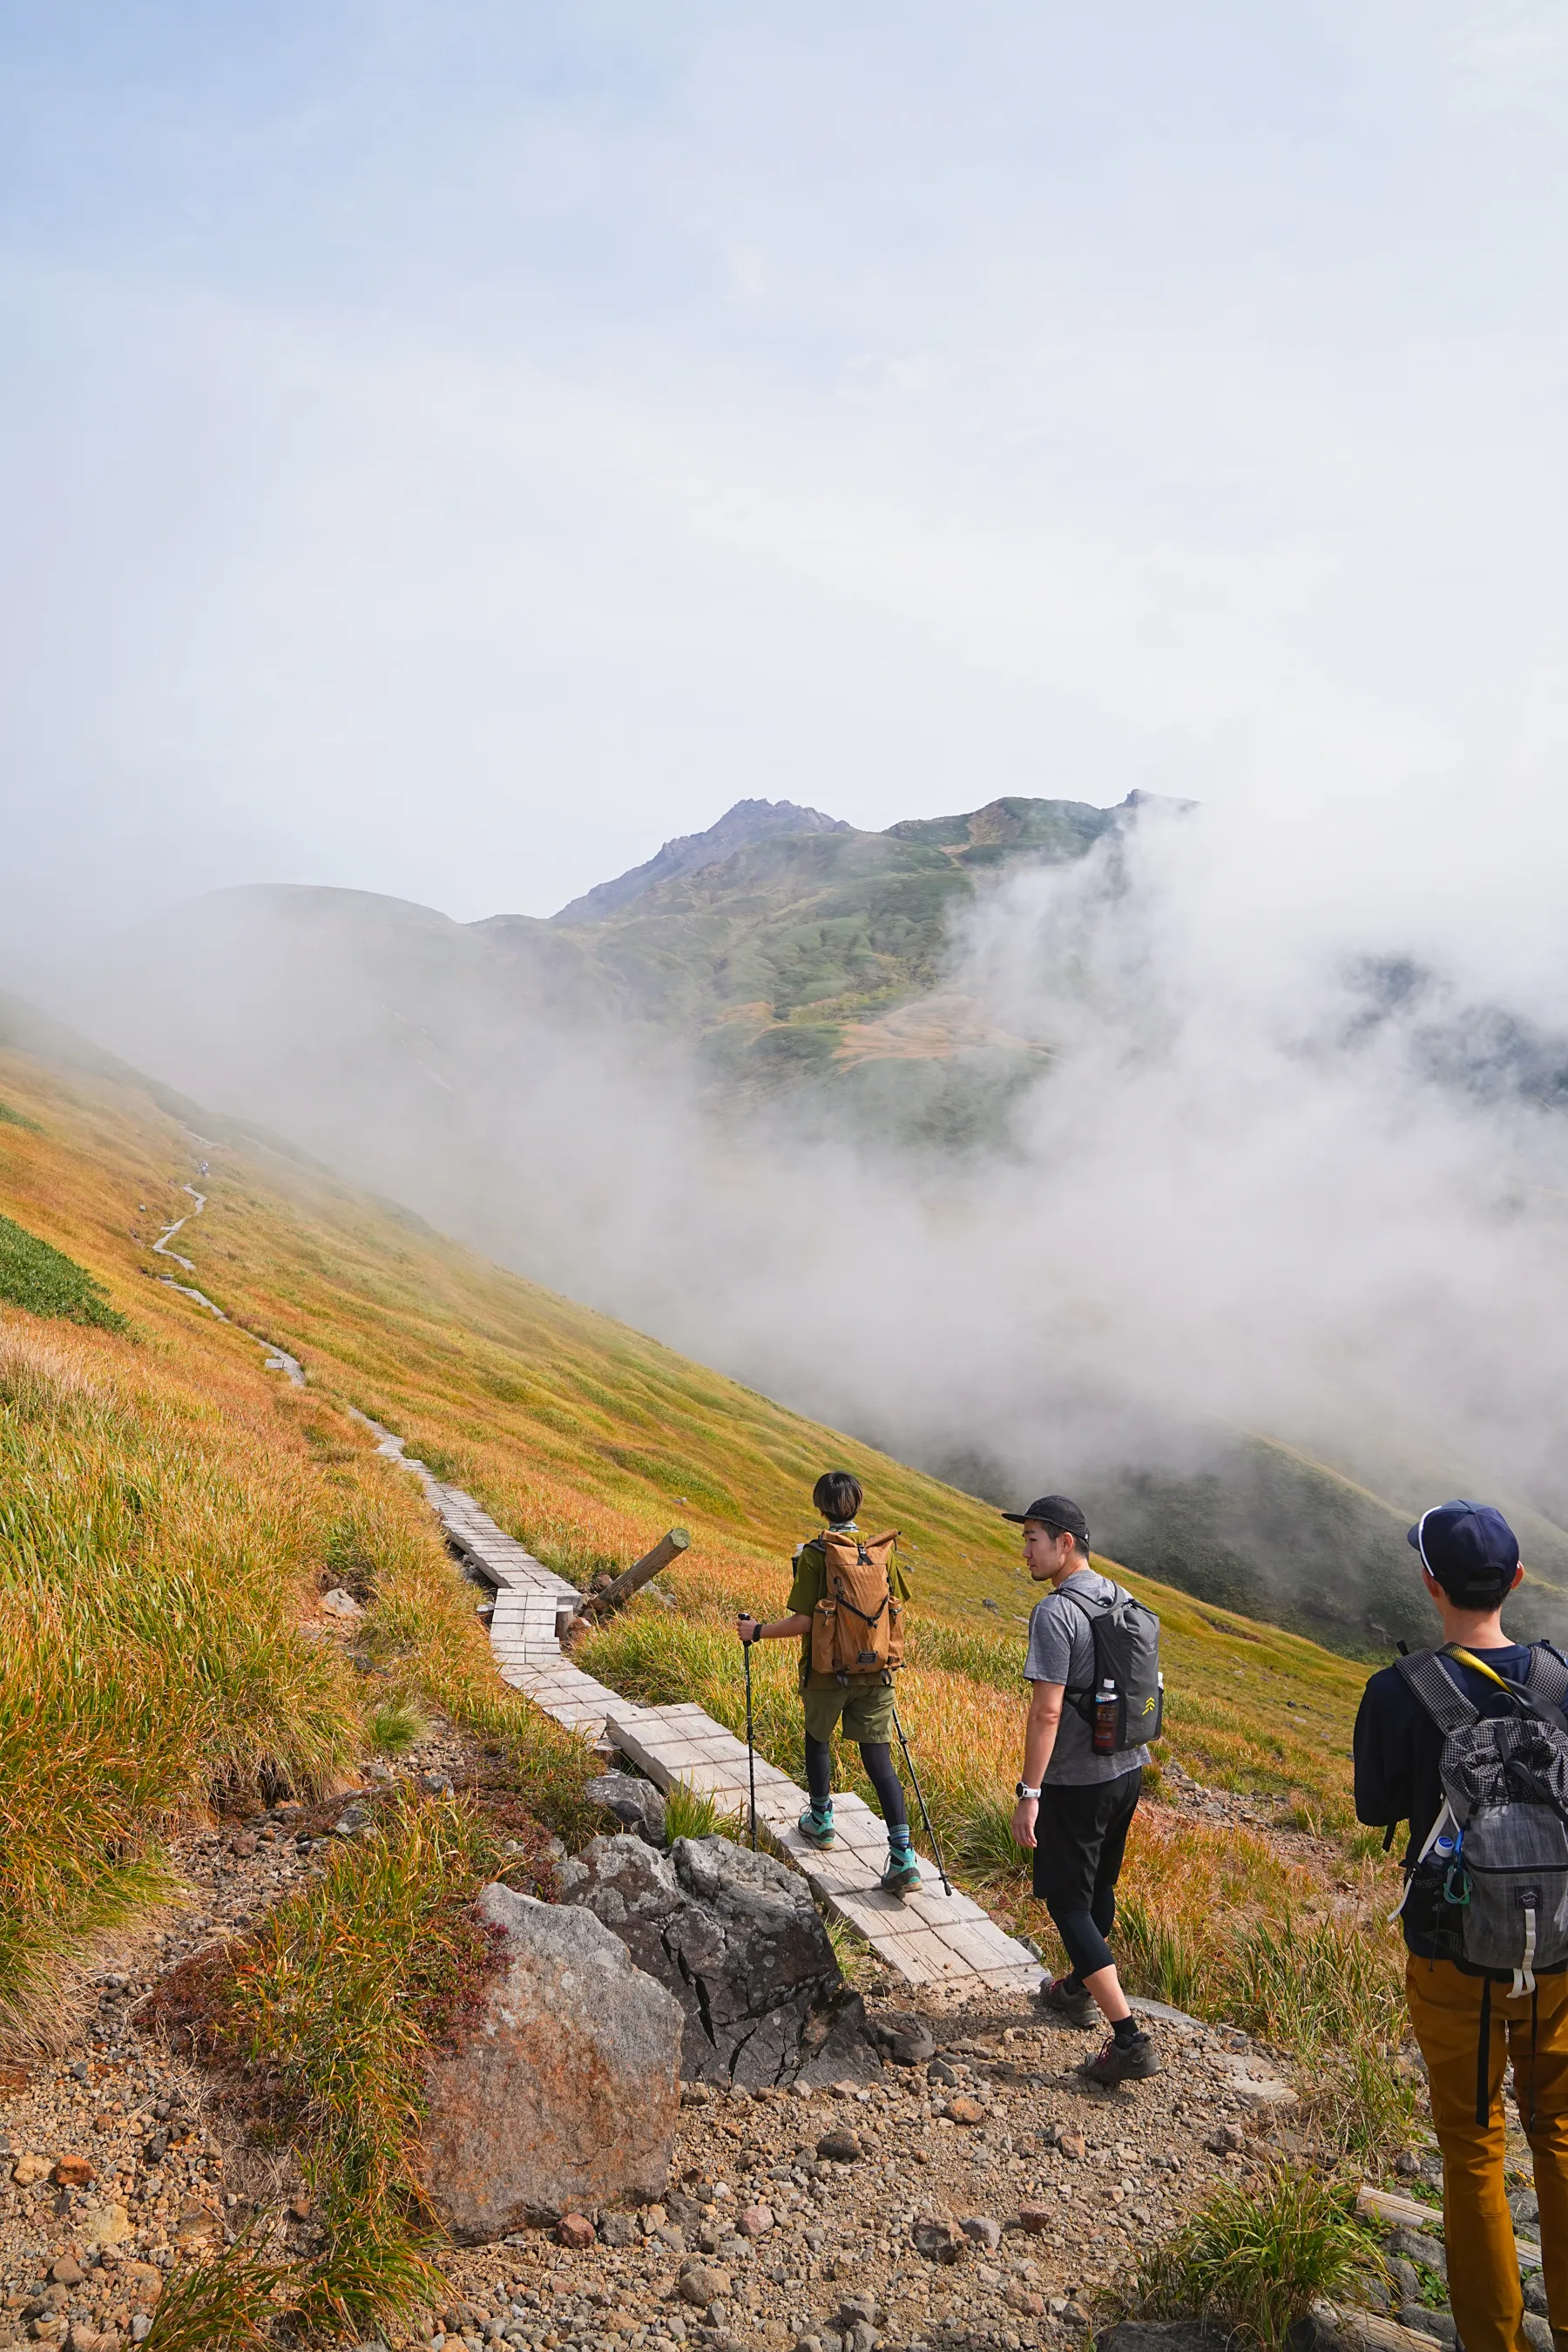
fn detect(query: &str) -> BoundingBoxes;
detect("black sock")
[1061,1972,1085,1994]
[1112,2014,1139,2048]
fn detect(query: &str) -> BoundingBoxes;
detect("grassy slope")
[0,1034,1370,1833]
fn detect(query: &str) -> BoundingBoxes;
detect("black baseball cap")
[1003,1494,1091,1549]
[1408,1499,1520,1604]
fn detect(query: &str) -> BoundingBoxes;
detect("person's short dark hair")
[1409,1500,1519,1607]
[1002,1493,1091,1557]
[814,1470,863,1524]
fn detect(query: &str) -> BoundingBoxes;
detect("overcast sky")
[3,3,1567,968]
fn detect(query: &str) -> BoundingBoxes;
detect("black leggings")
[805,1734,908,1832]
[1031,1768,1142,1979]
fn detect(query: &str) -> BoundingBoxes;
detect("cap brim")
[1000,1512,1031,1524]
[1406,1524,1422,1550]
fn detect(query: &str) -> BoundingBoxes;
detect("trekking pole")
[890,1696,950,1896]
[743,1630,758,1851]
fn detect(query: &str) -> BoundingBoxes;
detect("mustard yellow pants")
[1405,1955,1568,2352]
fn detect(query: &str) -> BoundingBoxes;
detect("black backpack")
[1058,1581,1165,1752]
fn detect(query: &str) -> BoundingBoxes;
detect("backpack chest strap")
[1396,1648,1482,1734]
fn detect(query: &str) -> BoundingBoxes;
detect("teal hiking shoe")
[880,1846,923,1896]
[797,1806,836,1848]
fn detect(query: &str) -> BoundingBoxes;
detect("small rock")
[599,2212,639,2247]
[1016,2206,1053,2234]
[960,2215,1001,2248]
[1526,2278,1551,2318]
[52,2155,95,2186]
[130,2322,152,2345]
[912,2214,963,2264]
[10,2151,48,2186]
[1006,2287,1046,2317]
[81,2200,131,2248]
[815,2130,863,2163]
[333,1803,371,1835]
[1058,2131,1086,2159]
[929,2058,959,2087]
[50,2259,84,2288]
[1205,2124,1246,2154]
[558,2213,596,2249]
[1523,2316,1553,2352]
[1397,2308,1456,2347]
[1510,2187,1540,2226]
[738,2206,774,2238]
[677,2264,731,2308]
[320,1587,364,1619]
[585,1772,668,1847]
[837,2295,878,2328]
[1389,2226,1447,2281]
[943,2097,985,2126]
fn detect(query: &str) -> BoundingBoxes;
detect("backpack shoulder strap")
[1055,1578,1119,1624]
[1396,1647,1481,1734]
[1527,1642,1568,1716]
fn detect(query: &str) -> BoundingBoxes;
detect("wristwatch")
[1015,1781,1041,1801]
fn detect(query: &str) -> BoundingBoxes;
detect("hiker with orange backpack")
[736,1469,922,1895]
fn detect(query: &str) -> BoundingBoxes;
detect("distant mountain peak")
[551,799,852,926]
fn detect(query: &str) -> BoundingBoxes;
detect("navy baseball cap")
[1409,1499,1520,1603]
[1003,1494,1091,1549]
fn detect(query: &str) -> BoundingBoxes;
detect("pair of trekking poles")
[741,1632,952,1895]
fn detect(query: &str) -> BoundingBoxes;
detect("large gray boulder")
[558,1833,878,2088]
[418,1884,683,2241]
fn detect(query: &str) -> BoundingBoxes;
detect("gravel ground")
[431,1997,1298,2352]
[0,1714,1406,2352]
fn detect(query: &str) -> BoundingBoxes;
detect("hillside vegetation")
[0,1021,1428,2340]
[0,1026,1384,1948]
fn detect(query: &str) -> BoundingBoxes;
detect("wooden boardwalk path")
[359,1416,1044,1997]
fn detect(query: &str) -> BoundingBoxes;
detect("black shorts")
[1031,1767,1142,1913]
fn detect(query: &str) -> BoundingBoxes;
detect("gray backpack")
[1395,1642,1568,2003]
[1058,1581,1165,1752]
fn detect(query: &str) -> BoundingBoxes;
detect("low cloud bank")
[52,804,1568,1639]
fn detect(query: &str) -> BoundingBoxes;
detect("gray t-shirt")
[1024,1568,1150,1788]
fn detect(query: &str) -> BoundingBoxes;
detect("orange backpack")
[809,1528,906,1681]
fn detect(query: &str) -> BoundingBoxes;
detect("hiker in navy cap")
[1355,1501,1568,2352]
[1008,1494,1164,2088]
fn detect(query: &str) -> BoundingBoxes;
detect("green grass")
[0,1209,126,1328]
[171,1789,530,2336]
[0,1325,357,2037]
[0,1101,43,1132]
[1130,2166,1385,2350]
[663,1779,746,1843]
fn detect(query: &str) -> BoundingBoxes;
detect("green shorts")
[802,1675,898,1745]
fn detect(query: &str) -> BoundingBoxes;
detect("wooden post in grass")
[575,1528,691,1625]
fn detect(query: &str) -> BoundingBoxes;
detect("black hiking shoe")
[880,1847,923,1896]
[1081,2029,1161,2085]
[1036,1976,1098,2030]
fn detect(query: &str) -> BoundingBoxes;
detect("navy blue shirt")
[1353,1644,1535,1961]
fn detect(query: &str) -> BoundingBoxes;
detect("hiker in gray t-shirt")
[1024,1569,1153,1787]
[1007,1493,1159,2088]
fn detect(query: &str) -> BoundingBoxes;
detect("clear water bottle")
[1092,1679,1119,1755]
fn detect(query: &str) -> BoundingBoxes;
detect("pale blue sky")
[4,3,1567,967]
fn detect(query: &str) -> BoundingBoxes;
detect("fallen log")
[1354,2183,1542,2271]
[573,1527,691,1623]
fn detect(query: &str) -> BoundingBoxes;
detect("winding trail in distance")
[151,1168,306,1386]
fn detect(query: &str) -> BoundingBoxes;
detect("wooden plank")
[1354,2185,1542,2270]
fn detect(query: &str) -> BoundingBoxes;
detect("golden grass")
[0,1036,1405,2177]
